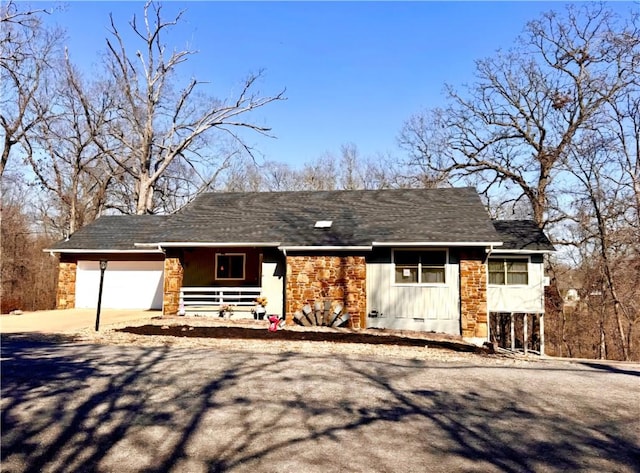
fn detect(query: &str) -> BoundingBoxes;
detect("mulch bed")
[117,324,486,353]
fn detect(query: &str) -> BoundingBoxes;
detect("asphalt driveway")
[1,338,639,472]
[0,309,159,334]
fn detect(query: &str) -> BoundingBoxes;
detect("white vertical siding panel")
[366,262,460,334]
[261,261,284,317]
[487,262,545,313]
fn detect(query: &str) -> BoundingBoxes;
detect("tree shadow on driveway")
[579,361,640,378]
[1,338,639,472]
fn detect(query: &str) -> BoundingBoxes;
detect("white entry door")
[75,260,164,310]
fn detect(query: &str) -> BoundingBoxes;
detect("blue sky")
[40,1,637,167]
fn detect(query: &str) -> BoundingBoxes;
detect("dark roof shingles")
[492,220,555,251]
[166,187,501,246]
[52,187,507,250]
[52,215,168,250]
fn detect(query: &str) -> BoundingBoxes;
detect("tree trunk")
[136,174,154,214]
[1,136,12,177]
[69,176,79,234]
[599,319,606,360]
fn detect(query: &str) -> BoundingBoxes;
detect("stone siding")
[163,257,184,315]
[56,262,77,309]
[459,251,488,338]
[286,255,366,329]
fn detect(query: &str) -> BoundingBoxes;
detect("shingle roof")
[51,215,168,251]
[51,187,506,251]
[492,220,555,252]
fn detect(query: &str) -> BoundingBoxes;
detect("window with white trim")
[215,253,245,280]
[394,250,446,284]
[488,258,529,285]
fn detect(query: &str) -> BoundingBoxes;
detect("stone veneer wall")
[163,257,184,315]
[286,256,366,329]
[459,250,488,339]
[56,262,77,309]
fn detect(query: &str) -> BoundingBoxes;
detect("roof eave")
[135,241,282,248]
[43,248,164,254]
[490,248,555,254]
[278,245,373,252]
[372,241,504,247]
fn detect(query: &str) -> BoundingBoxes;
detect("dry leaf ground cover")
[64,315,531,365]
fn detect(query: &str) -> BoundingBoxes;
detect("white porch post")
[523,313,528,355]
[539,313,545,356]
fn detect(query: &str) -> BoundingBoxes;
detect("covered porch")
[162,246,284,319]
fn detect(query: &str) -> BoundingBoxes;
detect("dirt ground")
[2,311,528,363]
[117,319,484,352]
[23,314,506,364]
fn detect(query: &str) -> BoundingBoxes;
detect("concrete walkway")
[0,309,159,334]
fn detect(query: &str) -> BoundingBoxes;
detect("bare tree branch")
[97,2,285,214]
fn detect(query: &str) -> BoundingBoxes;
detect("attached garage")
[75,260,164,310]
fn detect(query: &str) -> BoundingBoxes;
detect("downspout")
[280,246,288,324]
[484,245,495,345]
[483,244,495,263]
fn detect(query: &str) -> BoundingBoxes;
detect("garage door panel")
[76,260,164,310]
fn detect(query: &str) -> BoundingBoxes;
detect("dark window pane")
[507,272,528,285]
[506,259,528,285]
[488,260,504,272]
[229,256,244,279]
[421,251,446,265]
[489,258,528,285]
[489,271,505,285]
[507,260,528,272]
[217,254,244,280]
[422,267,445,283]
[394,251,419,265]
[217,255,230,278]
[395,266,418,283]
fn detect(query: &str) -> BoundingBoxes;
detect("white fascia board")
[43,248,163,254]
[490,249,553,254]
[372,241,504,247]
[135,242,282,248]
[487,308,546,314]
[278,245,373,252]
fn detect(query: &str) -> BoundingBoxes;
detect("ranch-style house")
[48,187,554,346]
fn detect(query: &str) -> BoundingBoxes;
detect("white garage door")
[76,260,164,310]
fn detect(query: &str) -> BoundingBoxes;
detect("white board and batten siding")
[260,261,284,318]
[487,259,546,313]
[75,260,164,310]
[366,261,460,334]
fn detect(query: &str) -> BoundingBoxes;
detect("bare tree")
[0,2,62,312]
[99,1,285,214]
[607,86,640,242]
[399,4,640,360]
[295,144,415,191]
[564,135,638,360]
[215,143,420,193]
[0,175,57,313]
[28,54,118,234]
[399,4,640,229]
[0,1,63,177]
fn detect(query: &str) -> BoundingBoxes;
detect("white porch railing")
[179,286,262,316]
